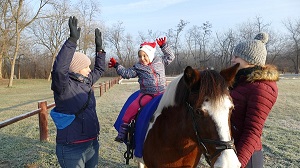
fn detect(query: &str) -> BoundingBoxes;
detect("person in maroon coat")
[230,32,279,168]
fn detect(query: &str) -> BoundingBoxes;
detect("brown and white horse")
[138,65,240,168]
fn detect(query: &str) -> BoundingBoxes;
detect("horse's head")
[180,64,241,168]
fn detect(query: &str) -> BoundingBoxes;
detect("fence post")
[103,82,106,92]
[99,83,103,97]
[38,101,48,142]
[106,81,109,91]
[112,79,115,86]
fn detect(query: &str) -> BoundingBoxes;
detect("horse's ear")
[220,63,240,87]
[184,66,200,87]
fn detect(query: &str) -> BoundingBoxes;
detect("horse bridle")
[186,102,236,166]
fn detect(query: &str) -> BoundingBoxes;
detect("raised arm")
[156,37,175,66]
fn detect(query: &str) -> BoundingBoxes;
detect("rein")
[123,93,155,165]
[186,102,236,166]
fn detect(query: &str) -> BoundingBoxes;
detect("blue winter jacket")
[115,43,175,94]
[51,39,105,144]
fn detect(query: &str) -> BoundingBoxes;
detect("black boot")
[115,123,129,143]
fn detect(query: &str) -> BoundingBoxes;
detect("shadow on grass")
[0,133,137,168]
[0,133,57,167]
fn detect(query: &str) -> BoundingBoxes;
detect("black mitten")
[68,16,81,43]
[95,28,103,52]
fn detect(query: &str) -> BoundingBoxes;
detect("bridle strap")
[186,102,212,165]
[186,102,236,166]
[202,139,236,152]
[202,138,236,162]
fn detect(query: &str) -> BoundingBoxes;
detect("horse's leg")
[138,162,147,168]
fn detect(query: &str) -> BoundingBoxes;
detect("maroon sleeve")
[236,81,278,167]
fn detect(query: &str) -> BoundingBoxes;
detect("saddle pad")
[114,90,140,131]
[114,90,162,158]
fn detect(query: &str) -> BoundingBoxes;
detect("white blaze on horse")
[136,64,241,168]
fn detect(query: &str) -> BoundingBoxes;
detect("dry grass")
[0,76,299,167]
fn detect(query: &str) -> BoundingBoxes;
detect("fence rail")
[0,77,121,141]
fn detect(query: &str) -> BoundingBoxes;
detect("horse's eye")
[204,98,209,102]
[230,106,234,111]
[196,108,209,117]
[196,108,208,116]
[196,108,202,114]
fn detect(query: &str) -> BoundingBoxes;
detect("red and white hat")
[139,42,156,62]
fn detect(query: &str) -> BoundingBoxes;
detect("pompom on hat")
[233,32,269,66]
[139,42,156,62]
[69,52,91,73]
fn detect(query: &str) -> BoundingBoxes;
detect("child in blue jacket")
[51,16,105,168]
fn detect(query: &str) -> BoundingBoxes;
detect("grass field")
[0,76,299,168]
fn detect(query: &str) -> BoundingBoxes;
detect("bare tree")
[283,19,300,74]
[184,22,212,69]
[123,33,136,67]
[138,29,162,43]
[6,0,49,87]
[265,31,285,64]
[237,16,271,41]
[199,21,212,68]
[0,0,15,79]
[30,0,70,81]
[74,0,101,55]
[106,21,125,64]
[166,19,188,74]
[212,30,236,70]
[185,25,202,67]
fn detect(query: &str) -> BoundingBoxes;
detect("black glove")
[68,16,81,43]
[95,28,103,52]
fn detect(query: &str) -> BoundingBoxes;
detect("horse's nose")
[214,149,241,168]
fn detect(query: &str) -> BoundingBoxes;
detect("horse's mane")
[175,70,229,106]
[149,69,229,120]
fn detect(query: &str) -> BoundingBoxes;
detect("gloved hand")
[156,37,167,48]
[95,28,103,52]
[108,57,117,68]
[68,16,81,43]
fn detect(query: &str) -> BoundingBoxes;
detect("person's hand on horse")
[68,16,81,43]
[95,28,103,52]
[156,37,167,48]
[108,57,117,68]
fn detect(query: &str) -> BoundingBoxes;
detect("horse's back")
[113,90,163,158]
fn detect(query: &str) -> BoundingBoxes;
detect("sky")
[100,0,300,36]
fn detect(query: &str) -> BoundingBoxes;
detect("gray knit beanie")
[69,52,91,73]
[233,32,269,66]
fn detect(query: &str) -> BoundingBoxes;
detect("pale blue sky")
[100,0,300,36]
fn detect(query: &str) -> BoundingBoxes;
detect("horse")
[137,64,241,168]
